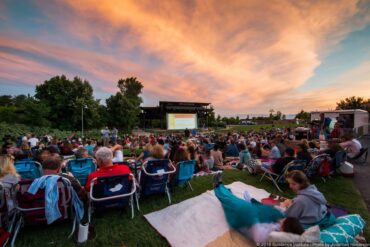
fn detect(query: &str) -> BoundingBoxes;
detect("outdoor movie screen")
[167,113,197,130]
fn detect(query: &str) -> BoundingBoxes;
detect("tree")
[336,96,369,111]
[106,77,143,130]
[295,110,311,122]
[275,111,282,120]
[35,75,101,130]
[18,97,51,127]
[0,106,18,123]
[118,77,143,105]
[0,95,13,106]
[207,106,216,127]
[269,109,275,119]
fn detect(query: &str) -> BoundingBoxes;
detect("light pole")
[81,105,86,138]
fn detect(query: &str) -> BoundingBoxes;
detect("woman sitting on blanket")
[213,173,305,243]
[281,170,336,229]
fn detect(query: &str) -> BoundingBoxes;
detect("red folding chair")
[11,177,76,247]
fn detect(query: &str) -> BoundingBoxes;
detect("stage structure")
[140,101,211,130]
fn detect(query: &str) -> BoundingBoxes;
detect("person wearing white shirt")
[28,134,39,148]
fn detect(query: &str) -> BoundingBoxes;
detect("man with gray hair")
[85,147,131,191]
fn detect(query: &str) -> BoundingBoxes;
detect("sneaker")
[213,171,223,188]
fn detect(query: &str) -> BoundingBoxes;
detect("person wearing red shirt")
[85,147,131,191]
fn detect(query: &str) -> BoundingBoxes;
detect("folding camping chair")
[0,182,17,247]
[11,177,75,247]
[88,173,137,222]
[66,158,97,186]
[348,147,368,165]
[304,154,331,182]
[14,160,42,180]
[177,160,196,191]
[139,159,176,204]
[260,160,306,192]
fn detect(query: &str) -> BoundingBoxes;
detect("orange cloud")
[2,0,370,115]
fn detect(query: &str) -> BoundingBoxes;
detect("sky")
[0,0,370,116]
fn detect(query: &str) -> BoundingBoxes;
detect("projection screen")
[167,113,197,130]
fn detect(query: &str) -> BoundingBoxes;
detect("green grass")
[16,170,370,246]
[210,123,299,134]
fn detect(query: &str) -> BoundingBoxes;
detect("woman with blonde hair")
[136,143,153,162]
[149,144,165,160]
[0,154,20,211]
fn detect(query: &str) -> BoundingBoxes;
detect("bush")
[0,122,102,144]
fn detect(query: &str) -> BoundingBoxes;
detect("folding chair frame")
[10,177,75,247]
[66,158,97,186]
[177,160,196,191]
[260,160,306,192]
[88,173,137,222]
[140,160,176,204]
[0,182,17,247]
[348,147,368,165]
[14,161,42,180]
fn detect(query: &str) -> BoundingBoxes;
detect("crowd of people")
[0,124,366,244]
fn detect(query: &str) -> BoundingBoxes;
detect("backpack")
[318,157,331,177]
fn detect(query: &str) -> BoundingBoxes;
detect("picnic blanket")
[144,181,270,247]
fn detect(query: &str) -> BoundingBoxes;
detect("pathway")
[353,136,370,212]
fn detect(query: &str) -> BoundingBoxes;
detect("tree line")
[0,75,143,131]
[1,74,368,132]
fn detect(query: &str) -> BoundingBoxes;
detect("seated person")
[282,171,335,228]
[296,144,312,164]
[321,141,344,171]
[224,140,239,157]
[307,141,319,157]
[85,147,131,191]
[42,153,84,195]
[75,147,89,159]
[269,141,282,160]
[238,143,251,165]
[339,134,362,158]
[203,149,214,171]
[0,154,20,211]
[211,144,224,170]
[269,148,295,174]
[136,143,153,162]
[110,144,124,163]
[147,144,165,161]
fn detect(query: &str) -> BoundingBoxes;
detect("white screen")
[167,113,197,130]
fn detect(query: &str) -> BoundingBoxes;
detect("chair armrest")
[142,161,176,176]
[89,174,136,202]
[260,166,279,177]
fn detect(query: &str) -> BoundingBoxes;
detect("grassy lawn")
[16,170,369,246]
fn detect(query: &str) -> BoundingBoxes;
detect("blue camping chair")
[66,158,96,186]
[177,160,196,191]
[14,160,42,180]
[139,159,176,204]
[88,173,137,222]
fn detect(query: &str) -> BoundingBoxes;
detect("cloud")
[1,0,370,114]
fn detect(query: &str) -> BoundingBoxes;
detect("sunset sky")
[0,0,370,116]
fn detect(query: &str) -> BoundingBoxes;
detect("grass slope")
[16,170,369,246]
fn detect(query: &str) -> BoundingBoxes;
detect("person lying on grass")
[212,172,306,243]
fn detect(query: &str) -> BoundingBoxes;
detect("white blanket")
[144,181,270,247]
